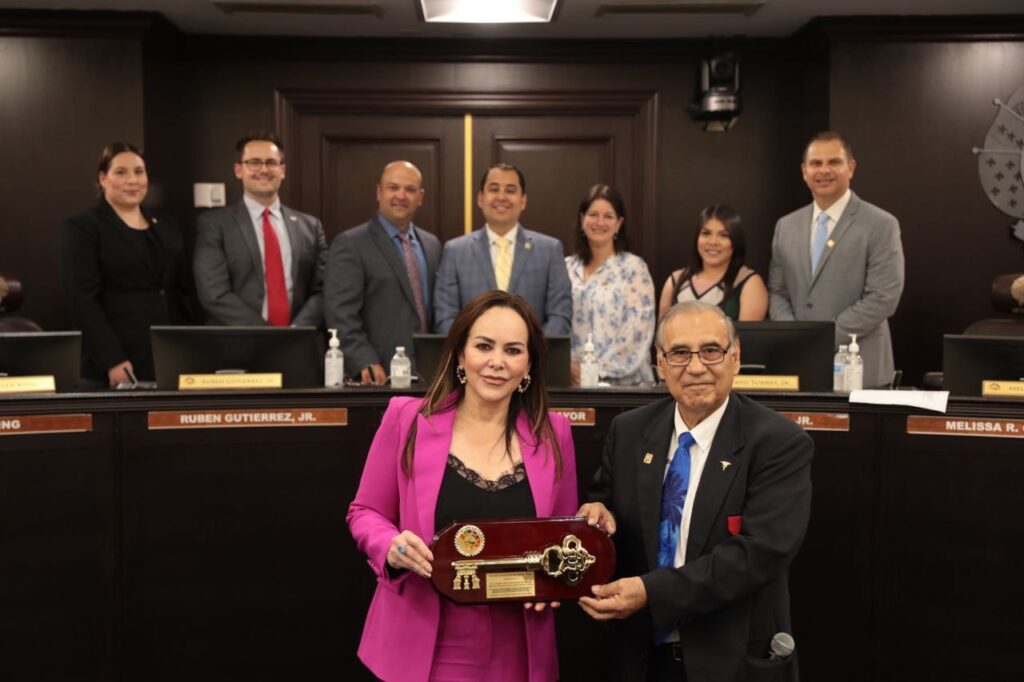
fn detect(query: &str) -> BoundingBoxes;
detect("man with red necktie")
[195,131,327,327]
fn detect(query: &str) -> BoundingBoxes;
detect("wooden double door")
[276,90,657,256]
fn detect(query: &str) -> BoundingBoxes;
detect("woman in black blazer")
[61,142,199,387]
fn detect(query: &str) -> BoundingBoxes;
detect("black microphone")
[768,632,795,661]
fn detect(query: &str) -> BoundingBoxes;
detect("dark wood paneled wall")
[828,36,1024,385]
[0,26,146,332]
[2,11,1023,387]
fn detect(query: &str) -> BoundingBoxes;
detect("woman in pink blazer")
[348,291,578,681]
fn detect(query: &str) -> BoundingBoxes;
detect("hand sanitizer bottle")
[843,334,864,393]
[390,346,412,389]
[324,328,344,388]
[833,344,849,393]
[580,333,600,388]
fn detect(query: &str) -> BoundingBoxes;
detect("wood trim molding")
[274,88,659,253]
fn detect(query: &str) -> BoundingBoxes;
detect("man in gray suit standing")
[769,131,904,388]
[324,161,441,385]
[194,132,327,327]
[433,163,572,335]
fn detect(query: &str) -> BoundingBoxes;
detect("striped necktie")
[494,236,512,291]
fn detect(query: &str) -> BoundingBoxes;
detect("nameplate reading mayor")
[551,408,596,427]
[0,414,92,436]
[906,415,1024,438]
[148,408,348,430]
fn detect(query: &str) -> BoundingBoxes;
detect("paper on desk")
[849,390,949,413]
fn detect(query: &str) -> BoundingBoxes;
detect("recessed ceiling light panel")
[421,0,559,24]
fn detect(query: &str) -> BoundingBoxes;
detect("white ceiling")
[1,0,1022,38]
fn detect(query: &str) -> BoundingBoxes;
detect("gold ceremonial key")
[451,534,596,591]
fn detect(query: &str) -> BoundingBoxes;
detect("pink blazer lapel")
[412,406,456,539]
[518,413,554,518]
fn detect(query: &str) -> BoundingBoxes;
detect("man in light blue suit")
[433,163,572,335]
[769,131,904,388]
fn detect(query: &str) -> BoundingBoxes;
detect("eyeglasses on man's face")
[660,343,732,367]
[241,158,283,170]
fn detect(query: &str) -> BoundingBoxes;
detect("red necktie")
[262,208,290,326]
[398,231,428,332]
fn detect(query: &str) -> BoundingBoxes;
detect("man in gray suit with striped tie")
[433,163,572,335]
[768,131,905,388]
[324,161,441,385]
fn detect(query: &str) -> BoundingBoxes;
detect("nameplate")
[178,373,282,390]
[733,375,800,391]
[906,416,1024,438]
[148,408,348,430]
[0,413,92,436]
[551,408,596,427]
[982,380,1024,398]
[781,412,850,432]
[0,376,56,394]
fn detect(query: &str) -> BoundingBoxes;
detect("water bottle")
[832,344,849,393]
[843,334,864,392]
[324,328,344,388]
[580,333,600,388]
[390,346,412,389]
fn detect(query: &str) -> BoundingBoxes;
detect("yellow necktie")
[494,237,512,291]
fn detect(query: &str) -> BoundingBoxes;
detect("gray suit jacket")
[768,191,904,388]
[433,225,572,335]
[194,200,327,327]
[324,217,441,373]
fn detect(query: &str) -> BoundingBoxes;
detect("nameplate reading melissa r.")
[733,375,800,392]
[178,373,282,390]
[0,414,92,436]
[148,408,348,430]
[906,415,1024,438]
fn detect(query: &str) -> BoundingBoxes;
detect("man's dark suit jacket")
[589,393,813,682]
[193,200,327,326]
[60,199,199,382]
[324,217,441,373]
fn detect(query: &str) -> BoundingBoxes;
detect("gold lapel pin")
[524,242,533,250]
[826,239,835,248]
[643,453,654,464]
[720,461,732,471]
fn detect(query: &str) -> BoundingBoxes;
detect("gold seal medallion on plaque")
[453,524,485,557]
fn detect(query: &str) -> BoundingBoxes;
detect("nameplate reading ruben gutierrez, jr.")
[147,408,348,430]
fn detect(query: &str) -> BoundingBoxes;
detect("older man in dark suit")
[324,161,442,385]
[194,132,327,327]
[579,301,813,682]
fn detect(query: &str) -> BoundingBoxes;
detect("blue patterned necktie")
[811,211,829,273]
[657,431,696,569]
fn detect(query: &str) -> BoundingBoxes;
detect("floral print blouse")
[565,251,656,386]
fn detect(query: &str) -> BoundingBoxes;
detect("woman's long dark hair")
[671,204,746,302]
[574,184,629,266]
[401,290,562,478]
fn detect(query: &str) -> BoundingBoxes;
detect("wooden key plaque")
[429,517,616,604]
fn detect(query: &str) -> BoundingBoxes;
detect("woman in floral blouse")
[564,184,655,386]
